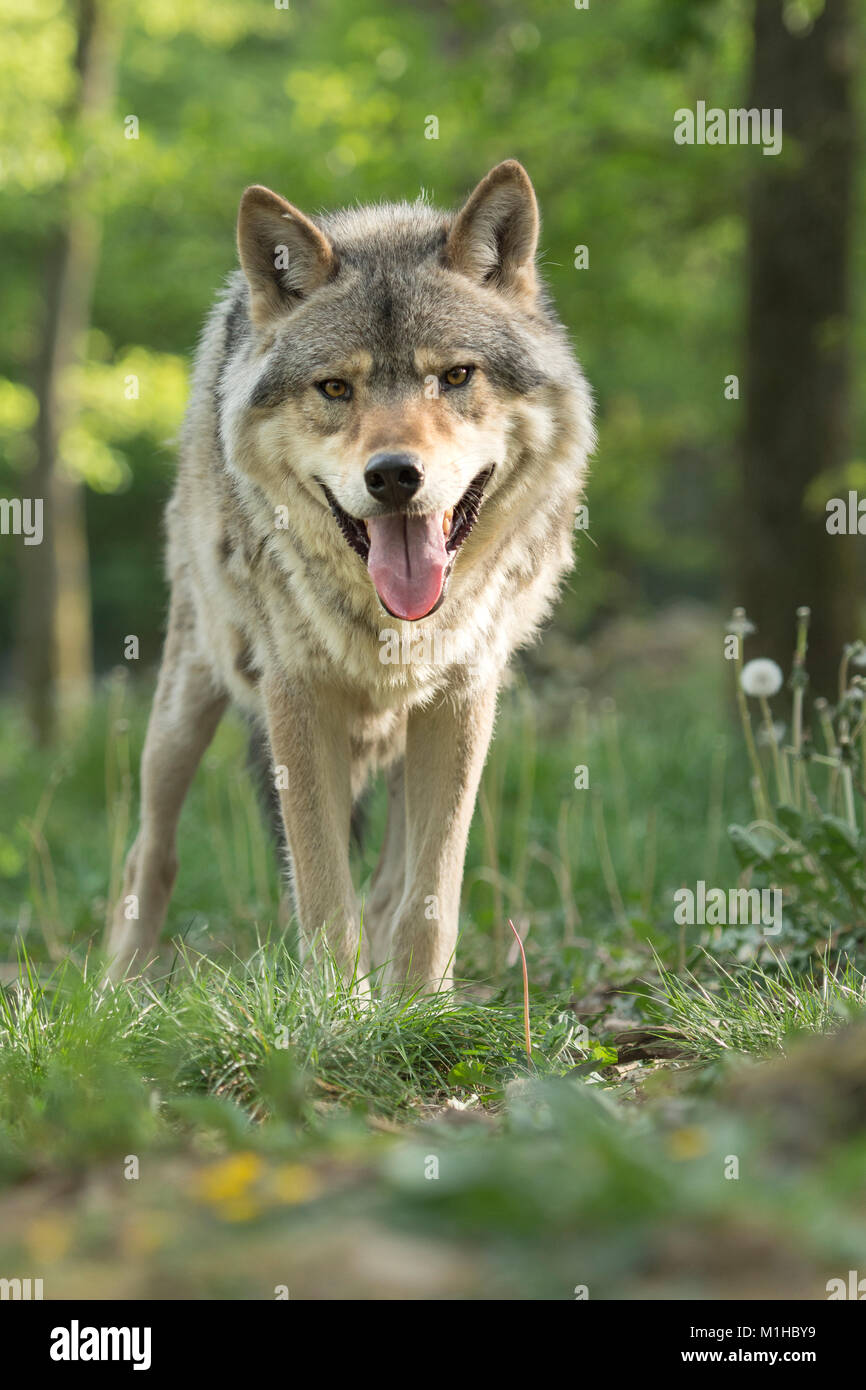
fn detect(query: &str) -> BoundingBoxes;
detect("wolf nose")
[364,452,424,507]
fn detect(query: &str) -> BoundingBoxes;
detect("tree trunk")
[16,0,117,743]
[738,0,857,698]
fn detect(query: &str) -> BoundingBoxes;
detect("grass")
[2,633,866,1298]
[1,647,751,991]
[649,949,866,1061]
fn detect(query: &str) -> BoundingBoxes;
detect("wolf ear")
[237,185,335,329]
[445,160,539,300]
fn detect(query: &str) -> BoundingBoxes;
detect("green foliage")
[727,615,866,967]
[729,809,866,965]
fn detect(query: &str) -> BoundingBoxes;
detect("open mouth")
[318,466,494,622]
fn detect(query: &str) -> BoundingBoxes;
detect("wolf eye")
[318,379,351,400]
[442,365,473,389]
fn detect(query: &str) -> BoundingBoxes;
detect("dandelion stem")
[838,717,857,833]
[842,764,857,832]
[791,607,810,811]
[759,695,790,803]
[733,643,771,818]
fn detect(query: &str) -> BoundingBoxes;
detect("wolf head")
[228,161,582,622]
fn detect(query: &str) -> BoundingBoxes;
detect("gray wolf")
[107,160,594,991]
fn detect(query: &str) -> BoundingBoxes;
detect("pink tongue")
[366,513,448,621]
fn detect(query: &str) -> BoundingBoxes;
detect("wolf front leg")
[387,682,498,991]
[264,674,364,982]
[365,758,406,970]
[106,598,228,981]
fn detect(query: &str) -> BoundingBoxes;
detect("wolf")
[107,160,594,990]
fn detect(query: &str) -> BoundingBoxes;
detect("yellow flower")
[120,1213,173,1256]
[25,1216,72,1264]
[668,1126,708,1161]
[269,1163,320,1205]
[217,1196,262,1223]
[192,1151,264,1206]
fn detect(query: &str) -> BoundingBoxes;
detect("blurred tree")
[738,0,858,695]
[16,0,118,743]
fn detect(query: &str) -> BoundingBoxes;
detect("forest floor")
[2,605,865,1299]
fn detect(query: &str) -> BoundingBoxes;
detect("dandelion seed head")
[740,658,784,698]
[726,607,756,639]
[757,720,786,746]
